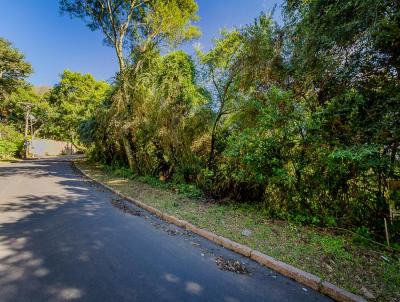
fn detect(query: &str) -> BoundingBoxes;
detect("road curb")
[73,162,367,302]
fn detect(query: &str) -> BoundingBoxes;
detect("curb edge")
[73,162,367,302]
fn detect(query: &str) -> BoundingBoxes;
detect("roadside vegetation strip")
[76,162,400,301]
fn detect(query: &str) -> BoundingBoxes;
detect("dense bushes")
[0,38,31,160]
[77,0,399,242]
[0,124,23,159]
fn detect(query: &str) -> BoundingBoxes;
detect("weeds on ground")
[77,161,400,301]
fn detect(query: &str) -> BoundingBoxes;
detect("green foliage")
[145,0,201,46]
[353,226,373,245]
[1,85,51,134]
[196,29,244,167]
[60,0,200,72]
[0,124,23,159]
[61,1,400,242]
[0,38,32,101]
[46,70,110,145]
[103,162,203,199]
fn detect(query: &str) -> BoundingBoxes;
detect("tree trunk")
[208,111,223,168]
[24,105,31,159]
[122,134,135,171]
[209,129,217,168]
[115,43,137,172]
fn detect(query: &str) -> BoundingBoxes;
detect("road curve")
[0,158,332,302]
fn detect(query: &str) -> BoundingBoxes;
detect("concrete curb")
[73,162,367,302]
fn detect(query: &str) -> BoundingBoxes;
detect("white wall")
[29,139,77,157]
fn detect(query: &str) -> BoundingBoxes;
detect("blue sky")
[0,0,282,86]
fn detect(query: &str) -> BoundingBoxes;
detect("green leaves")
[197,29,242,68]
[46,70,110,143]
[0,38,32,100]
[146,0,200,46]
[222,86,301,190]
[0,124,23,159]
[57,1,400,241]
[60,0,200,71]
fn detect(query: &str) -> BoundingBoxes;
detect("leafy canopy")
[60,0,200,70]
[47,70,110,142]
[0,38,32,100]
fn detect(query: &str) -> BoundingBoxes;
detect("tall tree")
[284,0,400,224]
[47,70,110,145]
[60,0,200,73]
[60,0,200,170]
[197,30,243,168]
[0,38,32,103]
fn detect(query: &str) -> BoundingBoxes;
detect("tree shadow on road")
[0,160,214,302]
[0,160,331,302]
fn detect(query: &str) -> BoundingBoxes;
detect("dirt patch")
[215,256,249,274]
[111,198,143,216]
[166,229,185,236]
[151,221,192,237]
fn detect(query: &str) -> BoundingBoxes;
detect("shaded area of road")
[0,158,332,302]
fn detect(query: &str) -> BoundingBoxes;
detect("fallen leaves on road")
[215,256,249,274]
[111,198,143,216]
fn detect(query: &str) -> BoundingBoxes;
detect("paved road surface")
[0,158,332,302]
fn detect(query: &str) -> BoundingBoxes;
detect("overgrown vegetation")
[0,37,110,155]
[77,160,400,301]
[58,0,400,245]
[1,1,399,298]
[0,124,23,159]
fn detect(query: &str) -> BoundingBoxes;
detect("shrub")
[0,124,24,159]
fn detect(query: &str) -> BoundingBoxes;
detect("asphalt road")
[0,158,333,302]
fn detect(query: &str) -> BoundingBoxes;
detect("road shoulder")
[74,161,393,302]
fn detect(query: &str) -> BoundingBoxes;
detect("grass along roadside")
[76,160,400,301]
[0,158,22,163]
